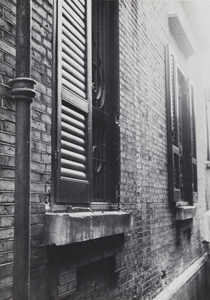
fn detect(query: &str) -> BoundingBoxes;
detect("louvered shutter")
[56,0,91,203]
[205,91,210,161]
[190,85,197,195]
[181,79,193,204]
[166,46,181,202]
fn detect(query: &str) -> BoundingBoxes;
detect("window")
[166,46,197,205]
[52,0,119,208]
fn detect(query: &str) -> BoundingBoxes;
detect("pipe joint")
[9,77,36,101]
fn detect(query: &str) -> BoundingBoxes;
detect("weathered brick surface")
[29,1,53,298]
[0,0,16,298]
[0,0,210,299]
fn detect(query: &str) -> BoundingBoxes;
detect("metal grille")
[192,162,197,192]
[92,120,106,201]
[173,152,180,189]
[92,0,108,112]
[92,0,110,201]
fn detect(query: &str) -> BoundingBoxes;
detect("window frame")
[166,45,197,206]
[51,0,119,211]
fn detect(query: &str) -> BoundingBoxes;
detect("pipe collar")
[9,77,36,100]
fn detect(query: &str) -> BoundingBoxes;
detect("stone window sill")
[176,205,196,220]
[44,210,133,246]
[202,210,210,242]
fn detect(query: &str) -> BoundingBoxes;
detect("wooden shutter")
[166,46,181,202]
[205,90,210,161]
[56,0,91,203]
[166,46,196,205]
[190,85,197,195]
[181,79,193,204]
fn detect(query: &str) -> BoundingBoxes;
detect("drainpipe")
[9,0,36,299]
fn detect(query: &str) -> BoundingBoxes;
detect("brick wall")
[0,0,16,299]
[118,1,208,299]
[0,0,209,299]
[119,1,169,298]
[30,0,53,299]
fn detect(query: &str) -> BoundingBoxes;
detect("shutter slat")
[62,43,85,68]
[62,25,85,53]
[62,112,85,130]
[62,78,86,98]
[62,60,85,84]
[62,105,86,122]
[64,0,84,20]
[72,0,85,14]
[78,0,85,6]
[61,130,85,146]
[61,158,86,172]
[61,140,85,155]
[62,52,85,76]
[61,149,86,164]
[62,32,85,60]
[63,1,85,30]
[62,17,86,45]
[61,168,86,180]
[62,70,86,92]
[63,6,85,35]
[61,121,85,139]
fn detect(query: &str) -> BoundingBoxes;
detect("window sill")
[176,205,196,220]
[202,210,210,242]
[206,161,210,169]
[44,210,133,246]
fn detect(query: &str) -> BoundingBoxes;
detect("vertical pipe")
[13,88,33,300]
[10,0,36,299]
[16,0,31,78]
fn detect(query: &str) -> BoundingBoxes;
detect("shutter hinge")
[45,189,51,211]
[55,150,59,169]
[115,112,120,125]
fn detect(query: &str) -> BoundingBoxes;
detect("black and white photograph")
[1,0,210,299]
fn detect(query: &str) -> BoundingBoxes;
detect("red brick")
[0,40,15,56]
[0,240,14,252]
[0,276,13,290]
[0,0,16,14]
[0,286,13,300]
[0,252,13,264]
[0,228,14,241]
[0,262,13,278]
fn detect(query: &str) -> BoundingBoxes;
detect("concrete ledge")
[176,206,196,220]
[44,211,133,246]
[153,253,207,300]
